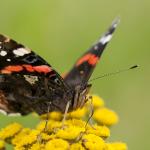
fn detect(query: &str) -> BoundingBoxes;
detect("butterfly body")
[0,19,119,115]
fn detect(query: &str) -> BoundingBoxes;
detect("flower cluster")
[0,95,127,150]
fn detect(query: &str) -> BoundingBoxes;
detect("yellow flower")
[0,123,22,140]
[36,120,62,132]
[15,130,40,147]
[70,143,85,150]
[45,138,69,150]
[14,146,25,150]
[36,121,47,131]
[106,142,128,150]
[82,134,106,150]
[30,143,45,150]
[93,107,119,126]
[0,140,5,150]
[0,94,128,149]
[68,107,87,119]
[55,125,85,140]
[12,128,31,146]
[86,125,110,138]
[40,111,62,121]
[66,119,87,128]
[12,128,31,145]
[18,130,53,148]
[91,95,105,108]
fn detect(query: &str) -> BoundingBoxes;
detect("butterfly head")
[71,83,92,110]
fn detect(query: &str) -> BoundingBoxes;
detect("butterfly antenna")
[89,65,139,82]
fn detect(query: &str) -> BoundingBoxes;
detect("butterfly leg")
[61,100,71,128]
[75,96,95,142]
[85,95,95,129]
[37,101,52,143]
[43,102,52,132]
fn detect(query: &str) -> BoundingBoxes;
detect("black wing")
[0,34,67,87]
[0,35,52,74]
[0,34,69,115]
[64,18,120,87]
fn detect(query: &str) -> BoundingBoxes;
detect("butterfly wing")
[0,35,54,75]
[0,35,69,115]
[64,19,120,87]
[0,34,67,86]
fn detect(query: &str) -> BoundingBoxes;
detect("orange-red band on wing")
[23,65,35,72]
[76,53,99,66]
[0,65,52,74]
[88,55,99,65]
[33,65,52,73]
[1,65,23,74]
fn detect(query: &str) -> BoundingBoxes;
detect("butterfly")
[0,19,119,116]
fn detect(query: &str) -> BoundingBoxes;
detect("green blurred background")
[0,0,149,149]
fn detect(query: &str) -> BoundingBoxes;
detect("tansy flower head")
[36,119,63,133]
[86,125,110,138]
[55,125,85,140]
[0,95,127,150]
[0,140,5,150]
[40,111,62,121]
[93,107,119,126]
[88,95,105,108]
[82,134,106,150]
[12,128,32,146]
[15,129,41,148]
[68,107,87,119]
[29,143,45,150]
[0,123,22,141]
[65,119,87,128]
[45,138,69,150]
[70,143,85,150]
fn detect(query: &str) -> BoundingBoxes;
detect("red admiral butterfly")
[0,19,119,116]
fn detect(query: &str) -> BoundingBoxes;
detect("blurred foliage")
[0,0,149,149]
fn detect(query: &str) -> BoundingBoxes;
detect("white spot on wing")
[0,50,7,56]
[7,58,11,62]
[4,38,10,42]
[94,45,98,50]
[111,17,120,29]
[99,34,112,45]
[13,48,30,56]
[113,22,118,28]
[8,113,21,116]
[0,109,7,115]
[0,109,21,116]
[24,75,38,84]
